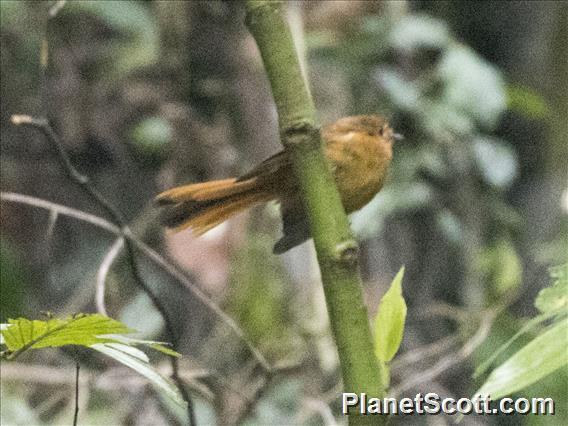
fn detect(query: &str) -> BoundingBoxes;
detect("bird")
[155,115,398,253]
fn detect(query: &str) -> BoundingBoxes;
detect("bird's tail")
[155,177,275,235]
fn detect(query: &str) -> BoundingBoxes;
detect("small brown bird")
[156,115,398,253]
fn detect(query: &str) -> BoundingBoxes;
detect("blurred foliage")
[227,230,298,360]
[472,136,518,189]
[130,116,173,166]
[507,85,551,120]
[245,379,303,425]
[0,384,42,426]
[1,0,566,424]
[535,264,568,315]
[0,239,27,322]
[474,264,567,405]
[63,0,159,77]
[478,238,523,297]
[476,319,567,400]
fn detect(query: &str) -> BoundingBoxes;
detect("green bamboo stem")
[244,1,387,422]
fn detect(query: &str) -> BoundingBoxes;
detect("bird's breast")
[325,132,392,213]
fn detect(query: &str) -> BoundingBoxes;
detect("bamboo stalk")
[244,2,387,423]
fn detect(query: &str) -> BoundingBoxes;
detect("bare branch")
[1,191,270,372]
[1,192,120,233]
[6,113,274,422]
[10,115,126,224]
[46,209,59,243]
[1,362,213,400]
[390,310,497,397]
[10,115,194,420]
[73,363,80,426]
[391,334,460,372]
[96,238,125,316]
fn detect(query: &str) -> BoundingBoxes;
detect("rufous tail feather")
[156,178,275,235]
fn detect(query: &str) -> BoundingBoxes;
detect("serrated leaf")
[474,318,568,399]
[0,314,181,359]
[1,314,185,410]
[1,314,132,353]
[91,343,187,409]
[374,267,407,362]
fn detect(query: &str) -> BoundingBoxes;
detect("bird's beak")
[393,133,404,142]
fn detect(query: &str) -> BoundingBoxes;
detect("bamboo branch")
[244,2,385,422]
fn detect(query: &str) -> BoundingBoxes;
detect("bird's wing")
[236,150,290,182]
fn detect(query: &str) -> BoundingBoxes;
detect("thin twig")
[1,192,120,233]
[11,115,126,224]
[46,209,58,242]
[390,310,498,397]
[391,334,460,372]
[10,115,195,425]
[2,361,213,400]
[234,359,303,424]
[1,191,271,372]
[96,237,125,316]
[73,363,80,426]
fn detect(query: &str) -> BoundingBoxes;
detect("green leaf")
[1,314,181,358]
[479,238,523,295]
[507,84,550,119]
[475,264,567,378]
[474,310,559,378]
[0,239,27,321]
[1,314,132,354]
[374,267,407,363]
[91,343,187,409]
[1,314,185,409]
[535,264,568,314]
[474,318,568,399]
[100,334,181,358]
